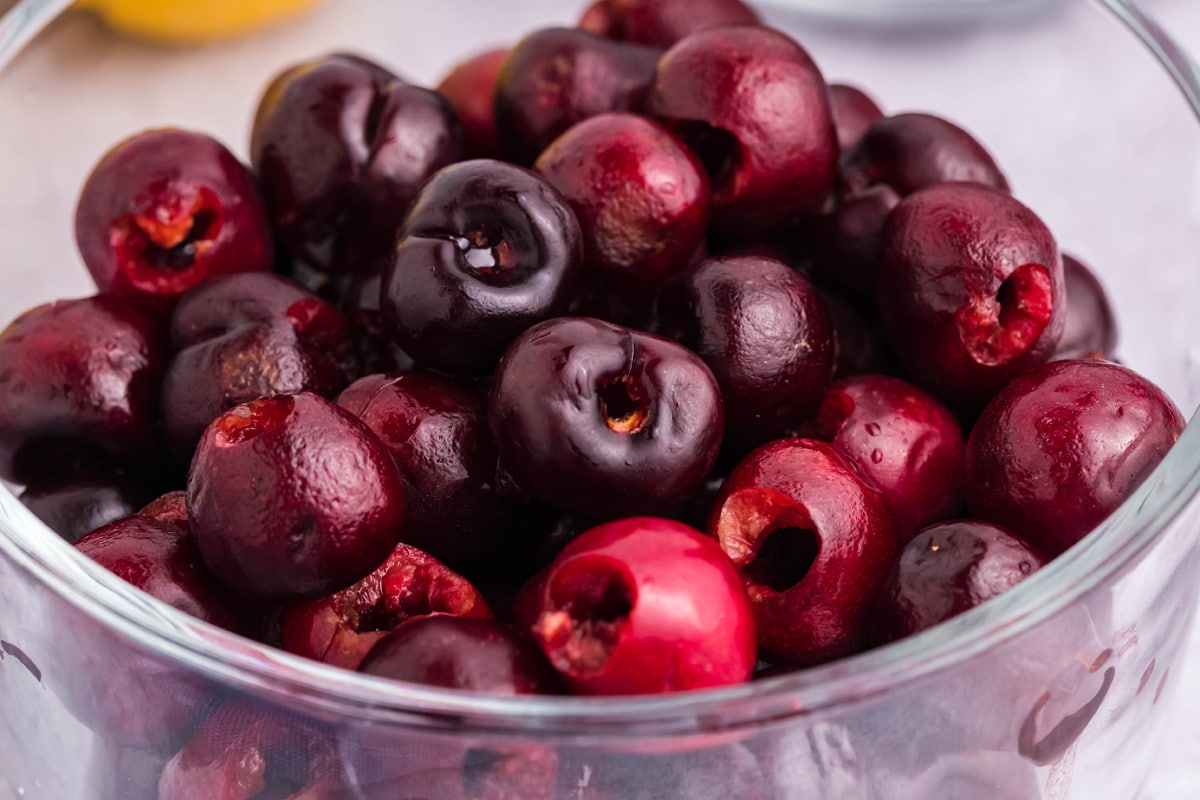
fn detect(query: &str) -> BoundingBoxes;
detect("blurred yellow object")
[79,0,323,43]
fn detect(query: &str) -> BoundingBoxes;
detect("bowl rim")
[1,0,1199,739]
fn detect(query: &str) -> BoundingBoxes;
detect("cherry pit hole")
[540,567,635,673]
[216,396,294,447]
[676,120,741,194]
[743,526,820,593]
[454,225,519,282]
[598,374,651,435]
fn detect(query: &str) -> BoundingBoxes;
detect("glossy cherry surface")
[526,517,755,695]
[966,359,1184,556]
[75,128,273,309]
[828,83,884,151]
[489,316,723,518]
[187,393,405,600]
[1054,253,1118,361]
[21,471,152,545]
[579,0,760,47]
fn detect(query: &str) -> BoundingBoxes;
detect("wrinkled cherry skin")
[877,182,1065,407]
[360,616,563,694]
[158,702,343,800]
[966,359,1184,557]
[656,255,835,453]
[21,471,151,545]
[839,112,1010,200]
[187,393,406,601]
[494,28,661,166]
[436,48,508,159]
[579,0,760,47]
[381,160,583,375]
[490,317,724,519]
[282,541,491,670]
[163,272,354,459]
[535,112,711,295]
[75,128,273,310]
[251,53,463,274]
[828,83,884,152]
[526,517,755,695]
[647,26,837,236]
[710,438,898,666]
[339,373,516,570]
[0,296,167,482]
[1054,253,1118,361]
[871,519,1046,644]
[811,375,966,542]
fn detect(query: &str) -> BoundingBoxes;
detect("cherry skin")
[251,53,463,274]
[807,183,900,302]
[877,182,1065,407]
[525,517,755,695]
[489,316,724,519]
[187,393,406,601]
[1054,253,1118,361]
[163,272,354,459]
[647,25,837,236]
[820,288,892,378]
[871,519,1046,644]
[282,542,491,670]
[338,373,515,571]
[0,296,167,483]
[655,254,836,453]
[21,470,152,545]
[494,28,661,165]
[810,374,966,542]
[535,112,711,295]
[380,159,583,375]
[75,128,273,310]
[709,438,897,666]
[966,359,1184,557]
[359,616,563,695]
[828,83,884,151]
[578,0,760,47]
[436,47,508,159]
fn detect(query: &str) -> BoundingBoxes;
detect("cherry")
[526,517,755,694]
[338,373,515,570]
[20,470,151,544]
[655,254,836,452]
[1054,253,1118,361]
[810,374,966,541]
[281,542,491,671]
[436,47,508,159]
[579,0,761,48]
[489,316,723,518]
[494,28,661,165]
[360,616,563,695]
[966,359,1184,556]
[380,160,583,375]
[0,296,167,482]
[807,183,900,302]
[251,53,463,274]
[138,490,190,531]
[820,288,892,378]
[871,519,1046,644]
[163,272,354,459]
[75,128,273,309]
[535,112,710,295]
[877,182,1064,406]
[647,25,837,236]
[828,83,884,151]
[710,438,897,666]
[338,260,416,377]
[187,393,405,600]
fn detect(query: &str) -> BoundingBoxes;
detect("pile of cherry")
[0,0,1184,717]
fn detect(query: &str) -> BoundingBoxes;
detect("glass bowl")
[2,1,1200,798]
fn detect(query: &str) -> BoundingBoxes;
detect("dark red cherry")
[494,28,661,165]
[828,83,884,151]
[807,183,900,302]
[75,128,273,310]
[380,160,583,375]
[710,438,897,666]
[21,470,152,545]
[526,517,755,694]
[877,182,1064,406]
[871,519,1046,644]
[535,112,710,295]
[359,616,563,695]
[187,393,405,600]
[251,53,463,274]
[966,359,1183,557]
[282,542,491,670]
[579,0,760,47]
[489,317,723,518]
[820,288,891,378]
[655,254,835,453]
[0,296,167,482]
[811,375,965,541]
[436,47,508,159]
[647,25,837,236]
[1054,253,1118,361]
